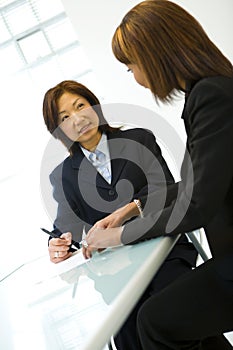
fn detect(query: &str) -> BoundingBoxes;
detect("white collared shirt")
[81,133,112,183]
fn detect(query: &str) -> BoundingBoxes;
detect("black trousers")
[137,255,233,350]
[114,256,196,350]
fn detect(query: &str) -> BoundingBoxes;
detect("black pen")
[40,227,80,250]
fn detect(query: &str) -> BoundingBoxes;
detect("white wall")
[61,0,233,107]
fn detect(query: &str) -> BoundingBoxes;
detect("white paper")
[52,250,89,275]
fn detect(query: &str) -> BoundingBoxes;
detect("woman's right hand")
[48,232,73,263]
[82,202,139,259]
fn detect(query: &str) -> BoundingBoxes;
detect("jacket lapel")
[107,131,128,187]
[70,131,128,189]
[71,146,100,186]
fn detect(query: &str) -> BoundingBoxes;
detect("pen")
[40,227,80,250]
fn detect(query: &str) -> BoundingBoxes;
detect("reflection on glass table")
[0,236,179,350]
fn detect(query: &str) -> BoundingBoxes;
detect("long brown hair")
[43,80,118,154]
[112,0,233,102]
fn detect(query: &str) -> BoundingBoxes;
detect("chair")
[186,229,210,263]
[108,340,114,350]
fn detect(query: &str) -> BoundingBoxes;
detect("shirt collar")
[80,133,110,160]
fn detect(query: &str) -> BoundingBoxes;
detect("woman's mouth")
[78,123,91,135]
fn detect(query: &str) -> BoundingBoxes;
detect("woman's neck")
[81,131,102,152]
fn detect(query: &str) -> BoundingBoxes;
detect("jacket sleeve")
[49,164,87,243]
[132,128,176,202]
[121,80,233,245]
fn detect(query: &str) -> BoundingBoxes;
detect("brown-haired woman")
[42,79,198,349]
[85,1,233,349]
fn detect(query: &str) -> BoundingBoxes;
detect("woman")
[42,80,197,349]
[84,1,233,349]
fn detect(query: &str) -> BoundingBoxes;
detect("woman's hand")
[48,232,73,263]
[82,226,124,259]
[82,202,139,259]
[93,202,139,229]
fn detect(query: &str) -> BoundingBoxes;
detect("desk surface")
[0,236,178,350]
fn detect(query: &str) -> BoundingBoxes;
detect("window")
[0,0,101,178]
[0,0,96,84]
[0,0,102,276]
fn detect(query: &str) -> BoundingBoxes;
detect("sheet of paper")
[14,250,89,285]
[52,250,89,275]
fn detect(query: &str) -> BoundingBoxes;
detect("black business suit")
[50,127,197,349]
[50,128,179,240]
[120,77,233,349]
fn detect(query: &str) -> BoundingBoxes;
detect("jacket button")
[108,189,115,196]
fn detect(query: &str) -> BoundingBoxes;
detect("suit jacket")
[50,127,197,266]
[123,76,233,266]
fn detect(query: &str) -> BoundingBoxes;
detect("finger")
[49,251,72,263]
[55,249,70,258]
[83,247,92,259]
[60,232,72,243]
[48,244,71,254]
[97,248,105,253]
[93,223,104,229]
[48,247,67,258]
[87,226,96,235]
[94,219,109,229]
[86,227,104,242]
[49,237,61,247]
[86,247,93,259]
[49,237,70,247]
[82,246,89,259]
[50,255,72,264]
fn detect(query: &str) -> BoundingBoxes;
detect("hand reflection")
[58,245,141,304]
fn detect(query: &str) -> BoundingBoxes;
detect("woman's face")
[127,64,149,89]
[57,92,101,150]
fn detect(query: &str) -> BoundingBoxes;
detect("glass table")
[0,235,179,350]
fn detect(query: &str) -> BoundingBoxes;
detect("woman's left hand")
[82,226,123,259]
[92,202,139,230]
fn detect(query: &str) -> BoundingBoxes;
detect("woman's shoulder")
[49,155,71,182]
[190,75,233,99]
[185,75,233,118]
[112,127,154,140]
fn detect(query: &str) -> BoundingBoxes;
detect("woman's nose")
[71,112,84,125]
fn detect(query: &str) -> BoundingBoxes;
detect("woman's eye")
[127,68,133,73]
[77,103,84,109]
[61,115,69,122]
